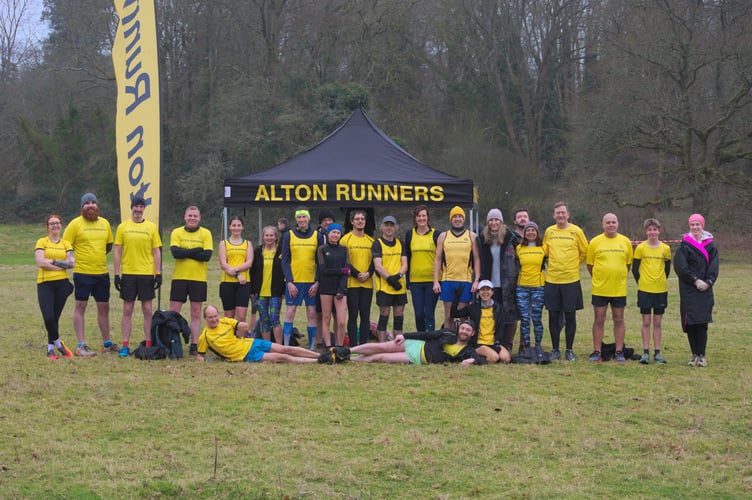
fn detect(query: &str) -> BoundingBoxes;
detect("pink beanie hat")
[688,213,705,228]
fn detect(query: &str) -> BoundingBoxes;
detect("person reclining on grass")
[196,305,322,363]
[348,319,488,365]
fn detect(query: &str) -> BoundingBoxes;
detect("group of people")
[35,194,718,368]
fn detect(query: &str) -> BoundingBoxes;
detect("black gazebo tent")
[223,109,476,210]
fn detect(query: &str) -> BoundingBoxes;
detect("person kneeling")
[197,305,321,363]
[349,320,491,365]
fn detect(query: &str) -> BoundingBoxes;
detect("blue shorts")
[73,273,110,302]
[404,339,425,365]
[285,283,317,307]
[440,281,472,303]
[243,339,273,362]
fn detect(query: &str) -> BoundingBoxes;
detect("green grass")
[1,224,751,498]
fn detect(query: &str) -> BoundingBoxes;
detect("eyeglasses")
[47,222,61,226]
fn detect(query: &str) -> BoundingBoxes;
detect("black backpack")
[133,341,167,360]
[151,310,191,359]
[511,346,551,365]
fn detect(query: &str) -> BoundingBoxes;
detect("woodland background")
[1,0,751,241]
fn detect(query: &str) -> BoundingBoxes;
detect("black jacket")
[250,246,285,297]
[673,233,719,328]
[478,228,520,322]
[450,299,507,348]
[403,330,487,365]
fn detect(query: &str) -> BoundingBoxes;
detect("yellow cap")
[449,206,465,220]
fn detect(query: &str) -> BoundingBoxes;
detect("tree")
[572,0,752,215]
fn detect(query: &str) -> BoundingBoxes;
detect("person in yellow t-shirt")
[542,201,588,361]
[586,213,633,363]
[405,205,440,333]
[169,206,214,354]
[35,214,75,359]
[218,216,254,326]
[632,218,672,364]
[516,221,547,354]
[340,209,374,346]
[433,206,481,332]
[113,197,162,357]
[62,193,115,356]
[196,305,321,363]
[372,215,408,342]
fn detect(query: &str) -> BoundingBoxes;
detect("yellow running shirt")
[587,233,633,297]
[542,224,587,284]
[633,241,671,293]
[441,229,473,282]
[114,219,161,275]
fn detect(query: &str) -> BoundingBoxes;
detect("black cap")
[318,210,336,223]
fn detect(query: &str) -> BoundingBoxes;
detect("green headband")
[295,209,310,218]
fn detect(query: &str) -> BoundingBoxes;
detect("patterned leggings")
[516,286,545,347]
[256,296,282,335]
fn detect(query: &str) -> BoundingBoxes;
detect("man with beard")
[433,206,481,331]
[169,206,213,355]
[63,193,116,356]
[512,208,530,239]
[113,197,162,357]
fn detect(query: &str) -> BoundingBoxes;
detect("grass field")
[1,225,751,498]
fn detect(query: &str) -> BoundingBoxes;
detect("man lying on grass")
[197,305,323,363]
[349,319,493,365]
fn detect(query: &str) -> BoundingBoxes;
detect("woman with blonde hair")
[478,208,520,350]
[251,225,285,343]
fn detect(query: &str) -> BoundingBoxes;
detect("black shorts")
[120,274,155,302]
[544,281,583,312]
[591,295,627,308]
[219,282,252,311]
[170,279,207,303]
[637,291,667,315]
[376,292,408,307]
[73,273,110,302]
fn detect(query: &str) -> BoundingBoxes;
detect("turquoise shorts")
[243,339,272,362]
[404,339,425,365]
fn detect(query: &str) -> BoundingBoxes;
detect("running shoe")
[118,346,130,358]
[331,346,351,363]
[653,353,667,364]
[588,351,602,363]
[534,345,545,360]
[688,355,698,367]
[564,349,577,361]
[696,355,707,367]
[550,349,561,361]
[318,351,333,364]
[101,342,119,354]
[75,344,97,357]
[58,339,73,358]
[189,344,198,356]
[47,349,59,360]
[614,351,626,362]
[639,353,650,364]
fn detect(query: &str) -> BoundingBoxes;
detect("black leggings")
[549,310,577,351]
[685,323,708,356]
[347,287,373,346]
[37,279,73,344]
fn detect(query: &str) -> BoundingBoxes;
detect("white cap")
[478,280,494,289]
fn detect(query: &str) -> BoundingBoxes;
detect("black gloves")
[386,275,403,290]
[114,275,122,291]
[154,274,162,289]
